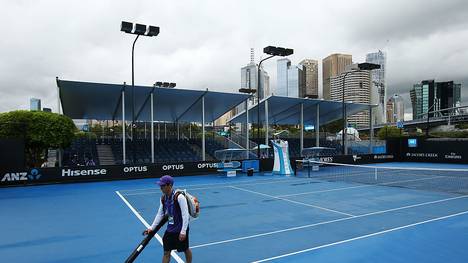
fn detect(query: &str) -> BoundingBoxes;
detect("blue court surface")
[1,162,468,262]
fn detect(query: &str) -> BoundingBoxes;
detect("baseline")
[119,176,298,195]
[121,177,317,196]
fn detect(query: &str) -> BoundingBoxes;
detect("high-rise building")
[330,68,371,128]
[276,58,305,98]
[386,94,405,123]
[237,49,270,115]
[322,54,352,100]
[299,59,319,98]
[261,71,270,98]
[240,48,269,101]
[366,50,387,124]
[437,81,461,112]
[277,58,290,97]
[410,80,462,120]
[30,98,41,111]
[410,80,431,120]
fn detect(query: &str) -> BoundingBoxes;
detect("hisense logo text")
[62,169,107,177]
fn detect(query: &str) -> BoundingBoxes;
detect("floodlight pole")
[256,55,275,158]
[121,21,159,164]
[342,71,352,155]
[131,34,140,164]
[341,62,380,155]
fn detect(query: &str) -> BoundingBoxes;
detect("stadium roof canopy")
[229,95,376,126]
[56,79,251,123]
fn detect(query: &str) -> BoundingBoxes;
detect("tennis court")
[1,162,468,262]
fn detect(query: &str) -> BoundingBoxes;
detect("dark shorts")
[163,229,189,252]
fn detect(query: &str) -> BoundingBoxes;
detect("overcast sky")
[1,0,468,120]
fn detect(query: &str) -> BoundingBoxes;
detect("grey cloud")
[0,0,467,117]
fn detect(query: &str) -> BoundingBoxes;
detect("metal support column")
[369,105,374,154]
[202,96,206,161]
[151,91,155,163]
[245,99,249,159]
[56,77,61,114]
[344,104,348,155]
[265,99,269,157]
[122,86,126,165]
[316,103,320,147]
[300,103,304,155]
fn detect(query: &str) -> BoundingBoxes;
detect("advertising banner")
[0,160,222,187]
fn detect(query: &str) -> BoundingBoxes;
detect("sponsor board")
[373,154,394,160]
[352,155,362,162]
[1,168,42,182]
[319,157,333,163]
[162,164,184,171]
[123,166,148,173]
[62,168,107,177]
[444,152,462,160]
[197,162,219,169]
[405,152,438,158]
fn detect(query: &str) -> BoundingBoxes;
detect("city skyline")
[1,0,468,122]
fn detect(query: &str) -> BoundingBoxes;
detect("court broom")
[125,216,168,263]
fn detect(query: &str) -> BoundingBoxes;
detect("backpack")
[162,189,200,219]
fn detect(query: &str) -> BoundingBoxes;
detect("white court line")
[190,195,468,249]
[122,177,318,196]
[306,161,468,172]
[119,169,401,195]
[252,210,468,262]
[115,191,185,263]
[229,186,355,217]
[119,177,297,194]
[276,175,442,198]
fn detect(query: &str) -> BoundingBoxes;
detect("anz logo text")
[1,169,42,182]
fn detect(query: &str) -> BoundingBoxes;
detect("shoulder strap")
[173,192,181,207]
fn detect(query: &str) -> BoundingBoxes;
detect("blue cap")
[157,175,174,186]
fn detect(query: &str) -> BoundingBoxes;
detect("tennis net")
[295,160,468,195]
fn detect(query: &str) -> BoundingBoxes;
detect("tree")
[377,125,403,139]
[320,119,343,133]
[0,110,76,167]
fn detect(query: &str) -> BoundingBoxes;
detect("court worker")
[144,175,192,263]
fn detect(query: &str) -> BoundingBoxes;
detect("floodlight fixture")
[283,48,294,56]
[275,47,286,56]
[121,21,159,37]
[263,46,276,55]
[239,88,257,94]
[147,26,160,37]
[134,24,147,35]
[358,62,381,70]
[155,81,163,87]
[162,82,170,87]
[263,46,294,57]
[121,21,133,33]
[168,83,176,88]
